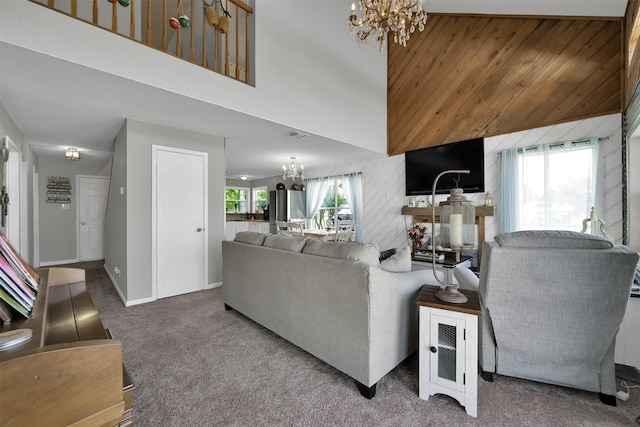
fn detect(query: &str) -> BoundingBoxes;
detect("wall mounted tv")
[405,138,485,196]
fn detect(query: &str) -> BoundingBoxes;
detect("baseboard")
[615,363,640,384]
[39,258,78,267]
[206,281,222,290]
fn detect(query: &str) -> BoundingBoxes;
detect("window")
[310,178,351,229]
[517,141,599,231]
[225,187,249,213]
[253,186,267,213]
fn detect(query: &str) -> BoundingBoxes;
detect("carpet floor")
[77,263,639,426]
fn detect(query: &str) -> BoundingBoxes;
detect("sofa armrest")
[454,267,480,291]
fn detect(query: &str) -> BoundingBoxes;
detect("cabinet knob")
[196,227,203,232]
[430,346,437,353]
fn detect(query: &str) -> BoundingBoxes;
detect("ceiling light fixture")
[240,175,248,180]
[348,0,427,53]
[282,157,304,181]
[65,148,80,161]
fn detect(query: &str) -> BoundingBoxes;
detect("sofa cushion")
[263,234,308,252]
[495,230,613,249]
[302,239,380,267]
[380,245,412,273]
[234,231,269,246]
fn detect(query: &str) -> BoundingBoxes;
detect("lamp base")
[435,286,468,304]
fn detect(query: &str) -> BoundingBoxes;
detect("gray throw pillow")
[263,234,308,252]
[380,245,412,272]
[234,231,269,246]
[302,239,380,267]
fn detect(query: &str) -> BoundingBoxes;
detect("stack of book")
[0,234,40,322]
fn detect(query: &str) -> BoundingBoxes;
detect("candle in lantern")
[450,213,463,248]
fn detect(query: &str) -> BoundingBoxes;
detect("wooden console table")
[402,205,495,263]
[0,268,134,426]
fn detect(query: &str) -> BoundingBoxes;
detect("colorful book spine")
[0,255,36,302]
[0,286,30,319]
[0,235,40,291]
[0,272,33,310]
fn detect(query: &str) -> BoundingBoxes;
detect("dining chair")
[334,219,354,242]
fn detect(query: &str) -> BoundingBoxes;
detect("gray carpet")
[78,263,639,426]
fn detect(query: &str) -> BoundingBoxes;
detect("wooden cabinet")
[0,268,134,426]
[417,286,481,417]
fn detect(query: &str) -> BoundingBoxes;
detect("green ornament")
[118,0,130,6]
[178,15,190,28]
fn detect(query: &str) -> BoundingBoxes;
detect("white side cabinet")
[417,286,481,417]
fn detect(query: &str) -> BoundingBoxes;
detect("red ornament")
[107,0,116,3]
[169,17,180,29]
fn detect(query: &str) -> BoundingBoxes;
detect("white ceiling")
[0,0,628,179]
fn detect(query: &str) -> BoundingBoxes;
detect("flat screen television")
[405,138,485,196]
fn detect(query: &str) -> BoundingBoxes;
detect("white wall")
[104,119,225,304]
[1,0,386,154]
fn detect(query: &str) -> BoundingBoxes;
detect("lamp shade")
[439,188,475,250]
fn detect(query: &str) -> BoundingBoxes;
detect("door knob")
[196,227,203,232]
[430,346,437,353]
[80,222,86,225]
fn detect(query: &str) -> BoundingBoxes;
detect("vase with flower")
[408,224,428,255]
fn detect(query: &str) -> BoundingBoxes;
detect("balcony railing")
[30,0,254,85]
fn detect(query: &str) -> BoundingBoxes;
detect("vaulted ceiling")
[388,13,624,154]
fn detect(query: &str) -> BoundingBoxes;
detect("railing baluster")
[245,11,249,84]
[224,0,229,77]
[146,0,152,46]
[162,0,168,52]
[214,1,219,73]
[190,0,195,62]
[71,0,77,17]
[235,4,239,80]
[202,2,208,69]
[48,0,54,7]
[111,0,117,33]
[92,0,98,24]
[130,0,135,39]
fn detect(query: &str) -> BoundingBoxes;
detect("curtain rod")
[498,136,608,155]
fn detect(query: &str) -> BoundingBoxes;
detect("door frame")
[151,144,208,301]
[75,175,110,262]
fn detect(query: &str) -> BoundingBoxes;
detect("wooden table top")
[416,285,481,316]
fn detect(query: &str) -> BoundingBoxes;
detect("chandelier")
[348,0,427,53]
[282,157,304,181]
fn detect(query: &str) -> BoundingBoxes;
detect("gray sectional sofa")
[222,232,439,398]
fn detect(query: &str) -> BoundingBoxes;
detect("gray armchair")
[454,230,639,405]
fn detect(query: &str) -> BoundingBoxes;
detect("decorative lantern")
[439,187,475,252]
[430,170,476,304]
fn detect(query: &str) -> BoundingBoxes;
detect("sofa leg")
[224,304,233,311]
[481,370,494,382]
[599,393,616,406]
[356,382,376,399]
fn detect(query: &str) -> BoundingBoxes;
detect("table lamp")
[431,170,475,303]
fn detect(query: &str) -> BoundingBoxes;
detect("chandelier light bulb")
[347,0,427,52]
[282,157,304,181]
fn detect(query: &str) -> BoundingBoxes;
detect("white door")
[78,176,110,261]
[153,146,207,299]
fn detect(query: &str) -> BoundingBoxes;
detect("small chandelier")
[348,0,427,53]
[282,157,304,181]
[65,148,80,161]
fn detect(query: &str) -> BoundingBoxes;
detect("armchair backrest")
[479,230,638,386]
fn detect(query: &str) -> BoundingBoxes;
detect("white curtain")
[500,148,520,233]
[305,176,329,228]
[342,172,363,242]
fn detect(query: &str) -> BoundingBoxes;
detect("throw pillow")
[379,248,397,262]
[263,234,308,252]
[234,231,269,246]
[380,245,412,273]
[302,239,380,267]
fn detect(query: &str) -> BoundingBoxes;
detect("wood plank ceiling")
[388,14,623,155]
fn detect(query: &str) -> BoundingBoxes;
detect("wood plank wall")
[388,14,623,155]
[626,0,640,105]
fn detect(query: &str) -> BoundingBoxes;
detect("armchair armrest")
[454,267,479,291]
